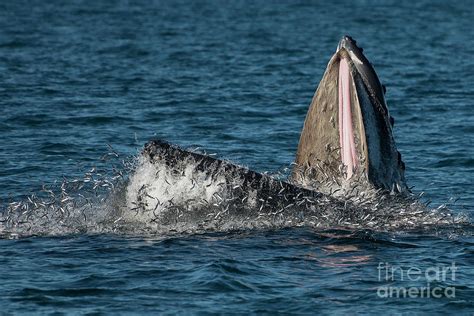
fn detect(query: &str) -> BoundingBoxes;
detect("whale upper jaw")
[292,36,407,194]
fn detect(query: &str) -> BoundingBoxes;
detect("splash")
[0,147,134,238]
[0,141,470,238]
[120,140,471,234]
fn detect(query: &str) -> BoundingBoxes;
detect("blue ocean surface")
[0,0,473,314]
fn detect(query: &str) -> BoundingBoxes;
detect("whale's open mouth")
[292,36,407,193]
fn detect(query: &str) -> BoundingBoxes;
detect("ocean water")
[0,0,473,314]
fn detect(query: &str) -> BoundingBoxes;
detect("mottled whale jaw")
[292,36,407,194]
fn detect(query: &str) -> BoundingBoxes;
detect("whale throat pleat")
[338,58,358,178]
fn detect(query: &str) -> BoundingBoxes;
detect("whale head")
[292,36,407,194]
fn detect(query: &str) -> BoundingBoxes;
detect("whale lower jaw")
[124,140,368,230]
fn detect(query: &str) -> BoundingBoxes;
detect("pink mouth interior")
[338,58,358,178]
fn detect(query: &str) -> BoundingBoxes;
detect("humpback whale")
[0,36,464,237]
[123,36,420,231]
